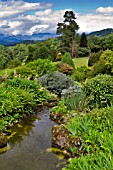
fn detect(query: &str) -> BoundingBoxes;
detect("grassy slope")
[73,57,89,68]
[0,68,13,76]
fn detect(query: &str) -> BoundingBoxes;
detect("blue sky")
[0,0,113,35]
[23,0,113,10]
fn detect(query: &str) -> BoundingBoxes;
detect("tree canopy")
[56,11,79,57]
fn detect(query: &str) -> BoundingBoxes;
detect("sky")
[0,0,113,35]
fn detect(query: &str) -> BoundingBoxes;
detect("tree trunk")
[72,39,74,58]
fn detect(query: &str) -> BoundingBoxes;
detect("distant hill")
[0,28,113,46]
[0,33,56,46]
[87,28,113,37]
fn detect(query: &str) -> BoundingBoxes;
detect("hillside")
[0,33,56,46]
[87,28,113,37]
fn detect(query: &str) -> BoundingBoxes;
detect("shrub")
[61,86,87,111]
[61,52,75,69]
[34,46,50,59]
[57,63,74,75]
[83,74,113,108]
[0,78,53,131]
[8,58,21,68]
[10,58,57,79]
[61,85,81,100]
[75,47,91,58]
[16,65,36,79]
[56,52,62,61]
[91,50,113,76]
[71,66,89,82]
[27,58,57,77]
[39,71,74,95]
[88,50,103,66]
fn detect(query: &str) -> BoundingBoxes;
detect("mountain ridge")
[0,33,56,45]
[0,28,113,46]
[87,28,113,37]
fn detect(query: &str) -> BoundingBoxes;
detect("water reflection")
[7,115,40,149]
[0,108,66,170]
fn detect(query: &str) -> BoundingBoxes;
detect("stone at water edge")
[0,134,7,148]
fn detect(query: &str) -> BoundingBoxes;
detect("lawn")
[0,68,13,77]
[73,57,89,68]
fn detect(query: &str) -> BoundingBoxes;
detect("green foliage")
[34,46,50,60]
[27,58,57,77]
[0,78,52,131]
[100,33,113,50]
[91,50,113,76]
[50,101,67,114]
[75,47,91,57]
[56,11,79,57]
[80,32,88,47]
[64,106,113,169]
[88,35,100,52]
[8,58,21,68]
[39,71,74,95]
[8,44,28,62]
[9,58,57,79]
[71,66,89,82]
[83,74,113,108]
[63,153,113,170]
[27,44,36,61]
[61,86,87,111]
[0,45,10,69]
[88,50,103,66]
[61,52,75,69]
[16,65,36,79]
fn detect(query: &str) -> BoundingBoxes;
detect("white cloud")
[77,13,113,33]
[96,6,113,14]
[29,24,49,34]
[0,0,53,18]
[9,21,22,28]
[0,2,113,35]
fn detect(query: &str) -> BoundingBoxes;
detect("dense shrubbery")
[39,71,74,95]
[61,52,75,69]
[89,50,113,77]
[88,50,103,66]
[71,66,89,82]
[8,58,57,79]
[27,58,57,77]
[83,74,113,108]
[0,78,54,132]
[75,47,91,57]
[15,65,36,79]
[34,46,50,60]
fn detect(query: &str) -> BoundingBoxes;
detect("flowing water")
[0,107,66,170]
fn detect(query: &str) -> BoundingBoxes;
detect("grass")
[73,57,89,68]
[0,68,13,76]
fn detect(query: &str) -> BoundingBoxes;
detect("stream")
[0,107,66,170]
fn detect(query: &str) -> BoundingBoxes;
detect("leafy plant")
[39,71,74,95]
[0,78,53,132]
[71,66,89,82]
[61,52,75,69]
[88,50,103,66]
[83,74,113,108]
